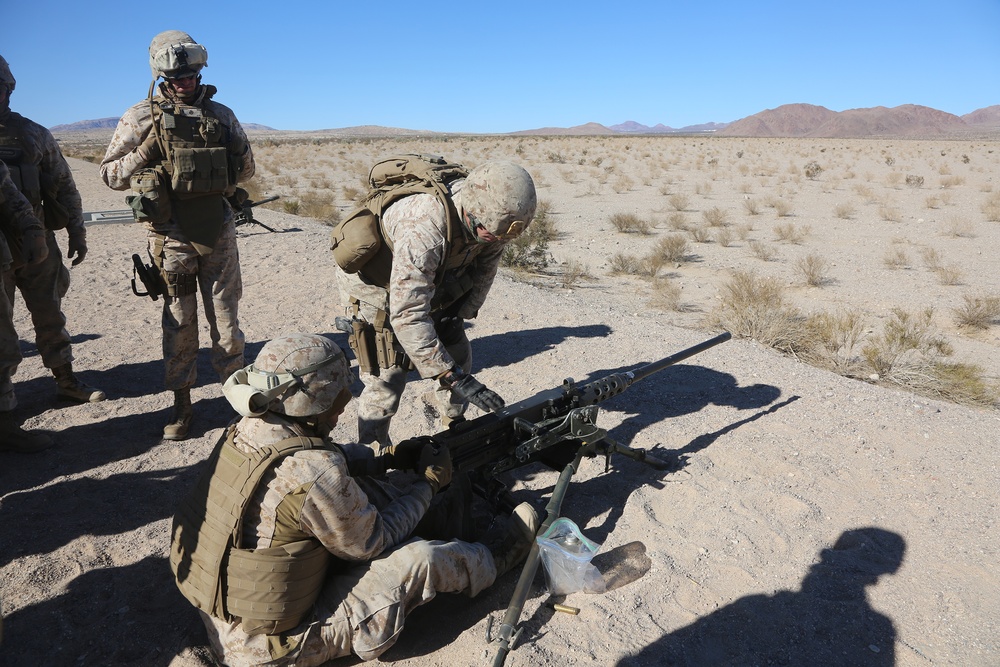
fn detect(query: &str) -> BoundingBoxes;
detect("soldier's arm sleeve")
[37,126,84,230]
[384,196,455,378]
[100,105,153,191]
[229,115,255,182]
[456,243,505,320]
[299,460,433,562]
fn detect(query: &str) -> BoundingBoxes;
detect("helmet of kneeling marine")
[223,333,351,418]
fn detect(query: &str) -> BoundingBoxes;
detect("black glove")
[446,369,505,412]
[67,228,88,266]
[382,436,431,471]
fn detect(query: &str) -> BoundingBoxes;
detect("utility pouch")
[339,317,379,376]
[330,208,393,286]
[171,146,230,194]
[127,167,172,224]
[374,327,414,372]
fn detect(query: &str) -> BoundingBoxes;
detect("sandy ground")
[0,138,998,667]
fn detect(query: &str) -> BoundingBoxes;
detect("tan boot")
[0,411,53,453]
[53,363,106,403]
[483,502,541,577]
[163,388,193,441]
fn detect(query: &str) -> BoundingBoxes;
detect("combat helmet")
[458,161,536,240]
[223,334,352,418]
[148,30,208,80]
[0,55,14,93]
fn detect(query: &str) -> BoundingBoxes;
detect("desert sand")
[0,134,998,667]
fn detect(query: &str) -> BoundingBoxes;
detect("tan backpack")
[330,154,468,287]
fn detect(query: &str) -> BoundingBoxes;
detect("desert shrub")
[689,225,712,243]
[608,252,641,276]
[980,193,1000,222]
[502,203,554,270]
[647,235,686,264]
[772,199,793,217]
[702,206,729,227]
[935,266,964,286]
[798,310,867,375]
[649,277,684,311]
[774,222,808,244]
[559,260,592,288]
[668,212,689,231]
[282,200,300,215]
[796,253,832,287]
[944,218,974,238]
[883,247,910,269]
[743,198,761,216]
[609,212,651,234]
[833,202,855,219]
[905,174,924,188]
[953,294,1000,330]
[749,240,777,261]
[612,173,634,193]
[715,227,735,247]
[667,193,690,211]
[862,308,996,406]
[804,161,823,179]
[878,204,902,222]
[920,247,942,270]
[298,192,341,225]
[707,270,805,352]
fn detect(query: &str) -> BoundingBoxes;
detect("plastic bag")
[536,518,606,595]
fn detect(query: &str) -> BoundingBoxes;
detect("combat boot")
[0,410,53,453]
[53,363,106,403]
[163,388,193,441]
[482,502,540,577]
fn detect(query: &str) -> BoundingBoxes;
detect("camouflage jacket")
[0,107,84,232]
[232,413,432,560]
[343,187,505,378]
[0,160,43,269]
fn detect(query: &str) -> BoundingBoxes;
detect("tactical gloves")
[380,436,429,471]
[444,368,505,413]
[417,438,452,493]
[21,228,48,265]
[67,228,87,266]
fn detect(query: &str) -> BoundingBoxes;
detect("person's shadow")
[617,527,906,667]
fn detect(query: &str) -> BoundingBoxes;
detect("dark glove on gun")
[417,438,453,493]
[442,368,505,412]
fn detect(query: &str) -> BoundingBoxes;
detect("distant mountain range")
[50,104,1000,138]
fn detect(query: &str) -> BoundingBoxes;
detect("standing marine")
[169,332,538,666]
[0,55,105,404]
[333,157,536,451]
[101,31,255,440]
[0,160,53,451]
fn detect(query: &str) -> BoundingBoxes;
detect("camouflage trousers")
[150,222,244,390]
[0,269,20,411]
[356,328,472,451]
[347,292,472,450]
[3,230,72,370]
[203,537,496,666]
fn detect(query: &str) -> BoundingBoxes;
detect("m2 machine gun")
[415,331,732,666]
[233,194,280,232]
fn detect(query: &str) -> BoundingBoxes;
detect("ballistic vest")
[145,85,246,251]
[169,424,333,638]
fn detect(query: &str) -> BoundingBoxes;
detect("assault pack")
[330,154,468,287]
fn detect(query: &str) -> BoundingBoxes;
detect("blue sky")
[4,1,999,133]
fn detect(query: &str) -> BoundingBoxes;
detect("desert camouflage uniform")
[101,83,254,389]
[0,161,44,411]
[201,413,497,666]
[338,182,505,448]
[0,107,82,372]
